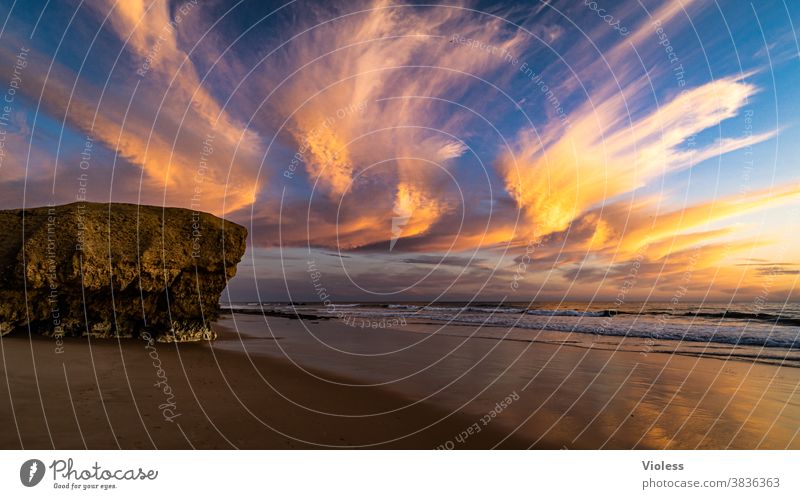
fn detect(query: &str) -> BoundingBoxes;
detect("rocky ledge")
[0,202,247,342]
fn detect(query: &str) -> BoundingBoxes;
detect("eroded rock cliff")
[0,202,247,342]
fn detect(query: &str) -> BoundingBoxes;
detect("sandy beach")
[0,323,527,449]
[1,312,798,449]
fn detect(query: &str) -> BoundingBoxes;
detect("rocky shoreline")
[0,202,247,342]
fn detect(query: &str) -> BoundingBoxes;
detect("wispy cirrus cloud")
[2,0,798,301]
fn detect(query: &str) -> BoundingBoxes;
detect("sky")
[0,0,798,303]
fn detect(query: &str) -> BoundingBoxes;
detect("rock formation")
[0,202,247,342]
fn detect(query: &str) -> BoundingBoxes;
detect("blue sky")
[1,0,798,302]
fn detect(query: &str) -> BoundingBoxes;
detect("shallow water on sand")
[212,312,800,449]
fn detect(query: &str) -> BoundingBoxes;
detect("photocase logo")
[20,459,45,487]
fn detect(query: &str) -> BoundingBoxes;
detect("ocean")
[222,301,800,351]
[213,300,800,447]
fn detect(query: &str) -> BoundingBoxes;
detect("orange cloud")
[70,0,264,213]
[267,0,529,245]
[498,76,772,239]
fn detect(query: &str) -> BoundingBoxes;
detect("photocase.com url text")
[642,477,781,490]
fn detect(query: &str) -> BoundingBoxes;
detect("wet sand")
[1,313,799,449]
[0,324,530,449]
